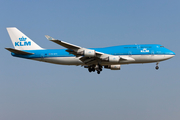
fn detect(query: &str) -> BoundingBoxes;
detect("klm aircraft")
[6,27,175,74]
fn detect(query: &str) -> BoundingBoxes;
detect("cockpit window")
[160,46,164,48]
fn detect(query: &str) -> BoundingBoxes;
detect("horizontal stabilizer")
[5,48,34,55]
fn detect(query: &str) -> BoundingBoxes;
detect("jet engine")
[103,56,120,63]
[104,65,121,70]
[77,49,96,57]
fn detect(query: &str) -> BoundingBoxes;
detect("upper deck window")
[141,46,152,48]
[124,47,137,49]
[160,46,164,48]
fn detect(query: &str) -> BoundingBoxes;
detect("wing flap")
[80,57,98,65]
[5,48,34,55]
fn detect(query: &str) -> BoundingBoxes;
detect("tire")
[155,66,159,70]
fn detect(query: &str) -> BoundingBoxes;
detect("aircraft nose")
[172,51,175,55]
[170,50,175,56]
[168,50,175,58]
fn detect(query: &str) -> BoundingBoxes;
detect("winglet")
[45,35,56,41]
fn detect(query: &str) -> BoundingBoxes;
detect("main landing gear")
[97,64,102,74]
[155,62,159,70]
[88,66,95,72]
[88,64,102,74]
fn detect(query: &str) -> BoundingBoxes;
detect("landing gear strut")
[88,67,91,72]
[155,62,159,70]
[96,64,102,74]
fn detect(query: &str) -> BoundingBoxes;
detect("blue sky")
[1,0,180,120]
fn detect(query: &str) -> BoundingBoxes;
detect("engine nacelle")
[103,56,120,63]
[104,65,121,70]
[77,49,96,57]
[84,50,96,57]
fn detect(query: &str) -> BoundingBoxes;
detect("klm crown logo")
[19,36,27,41]
[141,48,149,53]
[15,36,31,46]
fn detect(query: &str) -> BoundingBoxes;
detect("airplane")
[6,27,175,74]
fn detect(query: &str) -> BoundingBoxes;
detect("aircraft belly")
[33,57,83,65]
[31,55,174,66]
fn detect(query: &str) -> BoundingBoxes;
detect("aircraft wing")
[45,35,103,57]
[45,35,81,50]
[45,35,134,65]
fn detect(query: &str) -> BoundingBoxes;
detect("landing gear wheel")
[97,71,100,74]
[97,64,102,72]
[155,66,159,70]
[155,62,159,70]
[88,67,92,72]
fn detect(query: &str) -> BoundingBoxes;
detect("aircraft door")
[41,54,44,61]
[151,50,154,56]
[137,45,141,50]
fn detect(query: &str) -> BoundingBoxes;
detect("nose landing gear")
[155,62,159,70]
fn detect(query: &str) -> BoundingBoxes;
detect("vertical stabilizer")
[7,27,43,50]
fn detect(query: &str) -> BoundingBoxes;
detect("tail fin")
[7,27,43,50]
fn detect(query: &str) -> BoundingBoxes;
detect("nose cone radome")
[168,50,175,59]
[171,51,175,55]
[169,50,175,55]
[169,54,175,58]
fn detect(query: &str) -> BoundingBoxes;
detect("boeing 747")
[6,27,175,74]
